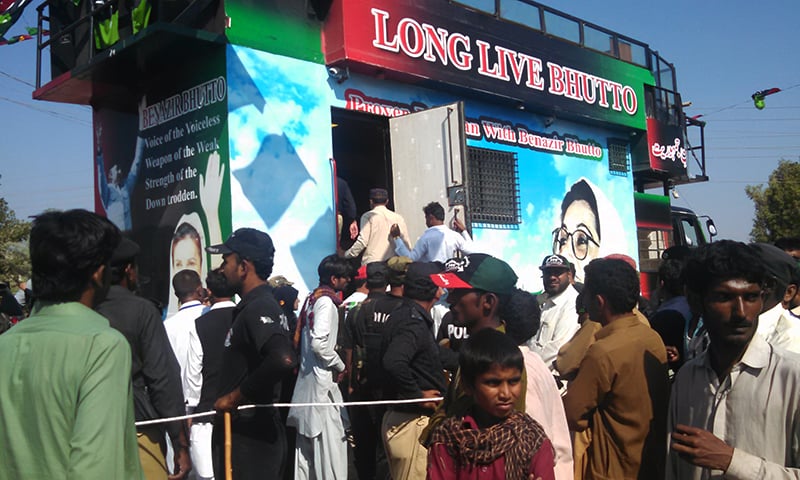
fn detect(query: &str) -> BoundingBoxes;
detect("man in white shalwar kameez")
[288,255,351,480]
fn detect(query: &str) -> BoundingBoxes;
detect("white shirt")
[342,291,367,309]
[519,345,574,480]
[184,300,236,408]
[287,295,346,438]
[393,224,474,263]
[758,303,800,354]
[430,303,449,337]
[14,289,25,307]
[164,300,205,400]
[528,285,579,371]
[667,335,800,479]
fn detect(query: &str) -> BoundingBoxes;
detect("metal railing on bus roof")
[34,0,117,89]
[451,0,678,93]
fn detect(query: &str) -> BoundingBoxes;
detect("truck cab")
[636,193,717,299]
[671,206,716,248]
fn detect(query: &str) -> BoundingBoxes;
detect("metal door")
[389,102,468,244]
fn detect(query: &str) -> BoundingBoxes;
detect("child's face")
[469,364,522,419]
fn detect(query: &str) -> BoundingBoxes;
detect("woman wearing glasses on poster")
[552,178,628,283]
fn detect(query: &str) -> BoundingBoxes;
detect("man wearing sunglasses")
[527,254,580,373]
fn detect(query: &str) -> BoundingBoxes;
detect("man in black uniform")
[380,262,447,480]
[347,261,404,480]
[95,237,190,480]
[205,228,297,480]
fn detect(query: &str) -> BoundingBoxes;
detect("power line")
[696,180,768,184]
[0,71,35,88]
[696,105,800,112]
[708,118,800,122]
[701,82,800,118]
[710,155,799,159]
[0,95,91,126]
[1,171,92,183]
[712,133,800,138]
[725,106,800,110]
[711,146,800,150]
[2,185,93,195]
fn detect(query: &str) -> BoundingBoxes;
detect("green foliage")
[746,160,800,242]
[0,198,31,284]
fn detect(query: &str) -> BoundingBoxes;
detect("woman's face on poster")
[554,199,600,281]
[172,236,203,275]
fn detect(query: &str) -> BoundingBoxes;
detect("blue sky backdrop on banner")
[1,0,799,242]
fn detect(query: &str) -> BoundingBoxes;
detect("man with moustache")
[667,241,800,479]
[206,228,298,480]
[528,254,580,372]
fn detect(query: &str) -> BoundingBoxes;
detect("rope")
[134,397,445,427]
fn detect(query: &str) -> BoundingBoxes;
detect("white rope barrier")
[134,397,445,427]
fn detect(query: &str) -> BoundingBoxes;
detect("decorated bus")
[33,0,709,307]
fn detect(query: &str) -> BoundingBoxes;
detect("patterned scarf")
[293,285,342,349]
[429,411,551,480]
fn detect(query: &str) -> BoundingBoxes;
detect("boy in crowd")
[427,328,555,480]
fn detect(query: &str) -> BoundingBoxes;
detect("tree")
[0,197,31,284]
[746,160,800,242]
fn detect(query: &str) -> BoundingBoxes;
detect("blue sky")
[1,0,799,242]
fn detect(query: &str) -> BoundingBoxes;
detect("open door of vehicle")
[389,102,468,243]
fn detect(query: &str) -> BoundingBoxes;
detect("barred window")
[467,147,520,228]
[608,141,630,175]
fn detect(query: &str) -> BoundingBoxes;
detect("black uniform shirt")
[349,292,404,350]
[218,284,296,404]
[348,291,404,392]
[381,298,447,405]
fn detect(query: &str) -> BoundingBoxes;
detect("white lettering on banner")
[566,139,603,158]
[369,8,639,116]
[547,63,637,114]
[342,89,604,160]
[476,41,545,90]
[464,121,481,138]
[482,120,517,142]
[345,89,416,117]
[517,128,564,152]
[140,77,227,130]
[373,8,474,70]
[651,138,687,168]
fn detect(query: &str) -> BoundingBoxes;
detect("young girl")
[427,328,556,480]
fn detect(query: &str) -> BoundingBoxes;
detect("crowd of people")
[2,202,800,480]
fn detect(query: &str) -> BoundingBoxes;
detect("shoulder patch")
[260,316,274,324]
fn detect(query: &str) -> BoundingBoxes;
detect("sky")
[1,0,799,242]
